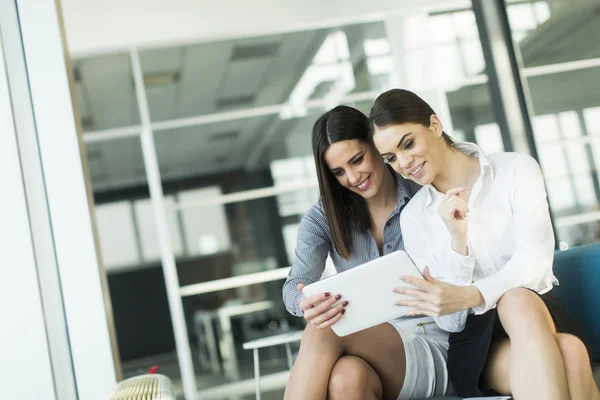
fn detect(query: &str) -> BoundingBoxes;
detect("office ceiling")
[77,3,600,193]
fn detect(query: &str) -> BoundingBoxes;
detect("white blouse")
[400,142,558,333]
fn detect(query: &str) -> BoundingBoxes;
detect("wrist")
[463,285,485,309]
[450,239,468,256]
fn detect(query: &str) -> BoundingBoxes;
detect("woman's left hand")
[393,267,483,317]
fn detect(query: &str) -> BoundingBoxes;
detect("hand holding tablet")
[302,251,423,336]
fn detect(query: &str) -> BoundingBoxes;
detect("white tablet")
[302,250,422,337]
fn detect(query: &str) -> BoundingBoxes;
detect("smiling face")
[323,139,386,199]
[371,115,448,186]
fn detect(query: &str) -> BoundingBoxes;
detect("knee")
[328,356,381,400]
[556,334,590,373]
[497,288,545,332]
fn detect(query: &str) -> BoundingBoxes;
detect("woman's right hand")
[438,187,469,255]
[297,283,348,330]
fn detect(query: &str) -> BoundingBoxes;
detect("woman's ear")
[429,114,444,138]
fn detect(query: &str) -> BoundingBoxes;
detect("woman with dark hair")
[282,105,453,400]
[369,89,599,400]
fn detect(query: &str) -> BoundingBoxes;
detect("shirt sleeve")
[282,209,331,317]
[401,209,476,333]
[472,155,555,314]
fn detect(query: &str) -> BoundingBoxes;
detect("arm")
[282,209,331,317]
[472,155,555,314]
[400,210,478,332]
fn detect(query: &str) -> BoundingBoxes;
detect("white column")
[16,0,119,398]
[0,30,57,400]
[131,48,198,399]
[0,1,78,398]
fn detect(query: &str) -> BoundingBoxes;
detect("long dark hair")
[312,105,374,259]
[369,89,454,146]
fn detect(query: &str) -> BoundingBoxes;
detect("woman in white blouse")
[369,89,599,400]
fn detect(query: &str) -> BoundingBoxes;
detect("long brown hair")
[369,89,454,146]
[312,106,374,259]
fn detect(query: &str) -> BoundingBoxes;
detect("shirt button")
[386,244,392,249]
[386,221,391,227]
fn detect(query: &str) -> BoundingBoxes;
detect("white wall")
[61,0,467,57]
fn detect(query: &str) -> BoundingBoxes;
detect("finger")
[394,299,426,308]
[311,301,348,326]
[304,295,339,320]
[446,196,469,212]
[297,283,305,292]
[299,291,332,311]
[423,267,439,284]
[439,199,469,218]
[445,187,467,199]
[401,275,436,292]
[316,309,346,330]
[393,286,429,300]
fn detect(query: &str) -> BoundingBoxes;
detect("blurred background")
[17,0,600,398]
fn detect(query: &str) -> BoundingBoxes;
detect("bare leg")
[284,323,406,400]
[328,355,383,400]
[555,333,600,400]
[483,288,599,400]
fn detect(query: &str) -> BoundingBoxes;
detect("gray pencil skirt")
[388,317,455,399]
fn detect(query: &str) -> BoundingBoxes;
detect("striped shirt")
[282,175,421,316]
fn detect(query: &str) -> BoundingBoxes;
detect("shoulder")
[299,202,331,236]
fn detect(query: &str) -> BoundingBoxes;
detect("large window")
[74,2,600,397]
[508,0,600,247]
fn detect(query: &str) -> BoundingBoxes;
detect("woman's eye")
[333,170,344,177]
[353,155,364,165]
[384,155,396,164]
[404,139,415,149]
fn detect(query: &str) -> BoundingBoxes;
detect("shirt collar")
[424,142,494,208]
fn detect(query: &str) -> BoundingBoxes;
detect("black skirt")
[447,291,590,398]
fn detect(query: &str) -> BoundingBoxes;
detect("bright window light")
[434,43,464,87]
[453,11,478,39]
[558,111,581,137]
[284,31,355,118]
[314,31,350,64]
[592,140,600,171]
[475,123,505,154]
[363,38,391,56]
[565,143,590,174]
[404,49,429,89]
[534,2,551,24]
[583,106,600,134]
[428,14,456,44]
[538,144,568,178]
[404,15,429,49]
[367,55,394,76]
[533,114,560,141]
[546,180,576,210]
[461,38,485,75]
[507,4,537,31]
[573,176,597,206]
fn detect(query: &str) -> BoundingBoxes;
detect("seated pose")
[369,88,599,400]
[282,105,453,400]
